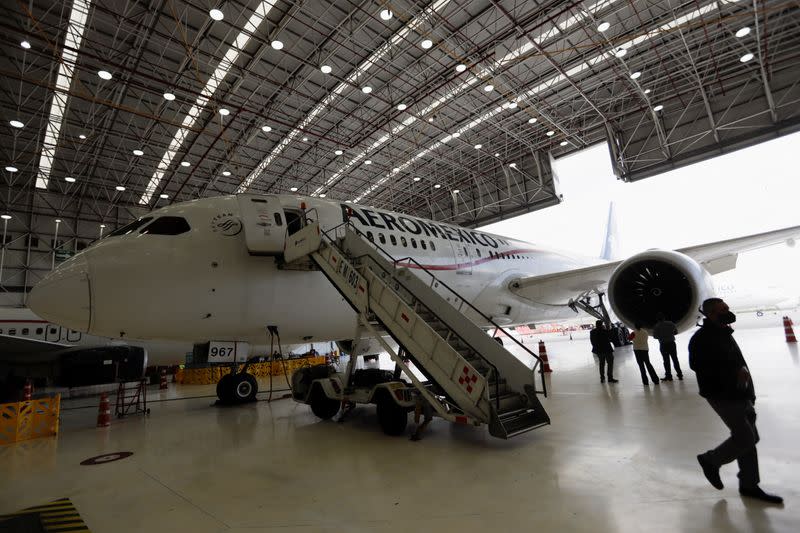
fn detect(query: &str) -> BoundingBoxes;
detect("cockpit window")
[139,216,191,236]
[107,217,153,237]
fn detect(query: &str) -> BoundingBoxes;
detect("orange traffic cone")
[159,368,168,390]
[97,392,111,427]
[784,316,797,343]
[538,340,552,373]
[22,379,32,401]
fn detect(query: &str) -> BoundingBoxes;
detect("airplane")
[26,193,800,402]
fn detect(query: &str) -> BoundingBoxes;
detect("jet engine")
[608,250,714,332]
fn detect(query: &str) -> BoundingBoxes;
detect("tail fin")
[600,202,619,261]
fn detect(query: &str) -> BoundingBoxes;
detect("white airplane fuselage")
[29,194,600,346]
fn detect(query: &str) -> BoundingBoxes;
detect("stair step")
[502,411,550,437]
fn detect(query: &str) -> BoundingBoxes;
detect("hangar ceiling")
[1,0,799,232]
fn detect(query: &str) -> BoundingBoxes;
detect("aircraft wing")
[510,224,800,303]
[0,334,69,361]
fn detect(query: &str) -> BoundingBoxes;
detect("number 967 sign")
[207,341,249,363]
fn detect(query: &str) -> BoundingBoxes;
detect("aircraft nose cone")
[29,254,91,332]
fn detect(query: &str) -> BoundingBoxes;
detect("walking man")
[653,312,682,380]
[630,322,659,386]
[590,320,617,384]
[690,298,782,504]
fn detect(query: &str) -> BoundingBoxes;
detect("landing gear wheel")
[231,373,258,403]
[216,374,235,403]
[309,388,340,420]
[377,398,408,436]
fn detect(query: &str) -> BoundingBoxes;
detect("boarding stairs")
[283,221,549,439]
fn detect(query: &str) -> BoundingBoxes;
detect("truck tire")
[216,374,235,403]
[376,397,408,436]
[310,388,340,420]
[231,373,258,403]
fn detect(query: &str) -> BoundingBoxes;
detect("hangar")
[1,1,799,531]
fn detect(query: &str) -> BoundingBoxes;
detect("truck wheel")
[216,374,235,403]
[310,388,340,419]
[231,373,258,403]
[377,397,408,436]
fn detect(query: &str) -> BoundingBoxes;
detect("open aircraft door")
[236,194,287,255]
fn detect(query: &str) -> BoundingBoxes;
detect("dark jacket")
[590,328,614,354]
[689,319,755,401]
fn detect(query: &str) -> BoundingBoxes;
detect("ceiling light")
[396,103,407,111]
[302,137,308,142]
[644,88,651,94]
[132,149,144,156]
[735,27,751,38]
[546,130,555,136]
[115,185,126,191]
[361,86,373,94]
[598,21,611,32]
[380,9,393,20]
[290,187,298,192]
[630,71,642,80]
[508,101,518,109]
[653,104,664,112]
[64,176,76,183]
[334,149,343,155]
[320,64,332,74]
[428,117,434,122]
[6,166,18,172]
[160,194,169,199]
[484,84,494,92]
[219,108,230,116]
[1,214,11,220]
[79,134,86,139]
[453,189,460,193]
[614,48,627,58]
[494,152,500,157]
[528,117,537,124]
[319,194,326,198]
[9,120,24,128]
[100,224,106,228]
[163,92,176,101]
[55,219,61,223]
[420,39,433,49]
[209,8,224,21]
[434,184,441,188]
[364,160,372,165]
[474,144,482,149]
[452,132,461,138]
[261,125,272,133]
[509,163,517,168]
[740,52,754,63]
[180,161,190,167]
[20,40,31,49]
[392,167,400,173]
[413,177,421,182]
[271,40,284,50]
[456,64,467,73]
[97,70,112,80]
[222,170,231,176]
[560,141,568,146]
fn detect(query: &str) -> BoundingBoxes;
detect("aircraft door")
[45,324,62,342]
[452,243,473,275]
[236,194,287,255]
[67,329,81,342]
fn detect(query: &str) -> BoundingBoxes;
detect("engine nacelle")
[608,250,714,332]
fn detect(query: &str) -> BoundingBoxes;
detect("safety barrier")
[0,395,61,446]
[179,357,327,385]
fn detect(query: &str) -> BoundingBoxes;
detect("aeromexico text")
[344,204,510,249]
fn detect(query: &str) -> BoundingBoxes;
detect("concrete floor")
[1,326,798,532]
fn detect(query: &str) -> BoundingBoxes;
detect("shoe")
[739,486,783,504]
[643,381,649,386]
[697,454,723,490]
[663,376,674,381]
[410,434,421,441]
[653,379,660,384]
[600,377,605,383]
[678,375,684,381]
[608,378,619,383]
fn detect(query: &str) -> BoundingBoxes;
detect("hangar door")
[236,194,286,255]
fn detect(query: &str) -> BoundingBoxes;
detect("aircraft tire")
[309,387,340,419]
[231,373,258,403]
[376,397,408,436]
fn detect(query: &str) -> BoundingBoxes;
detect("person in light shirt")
[629,322,660,386]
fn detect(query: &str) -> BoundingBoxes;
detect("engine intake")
[608,250,713,332]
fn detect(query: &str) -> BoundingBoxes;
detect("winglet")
[600,202,619,261]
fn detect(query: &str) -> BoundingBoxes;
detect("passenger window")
[50,327,57,335]
[22,328,29,335]
[108,217,153,237]
[9,329,16,335]
[401,236,407,247]
[0,329,3,334]
[476,248,481,257]
[430,241,436,251]
[367,231,374,242]
[36,328,43,335]
[140,216,191,235]
[274,213,283,226]
[411,238,417,249]
[421,240,427,250]
[390,235,397,246]
[379,234,386,244]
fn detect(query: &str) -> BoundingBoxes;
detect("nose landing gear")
[217,371,258,404]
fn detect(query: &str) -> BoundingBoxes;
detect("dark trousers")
[633,349,660,384]
[704,398,760,489]
[659,341,682,378]
[597,351,614,380]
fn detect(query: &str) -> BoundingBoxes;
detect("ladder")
[284,221,550,439]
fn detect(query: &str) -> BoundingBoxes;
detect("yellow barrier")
[179,357,327,385]
[0,395,61,446]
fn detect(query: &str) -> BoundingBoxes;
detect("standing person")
[653,312,683,381]
[630,322,660,386]
[690,298,782,504]
[590,321,618,384]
